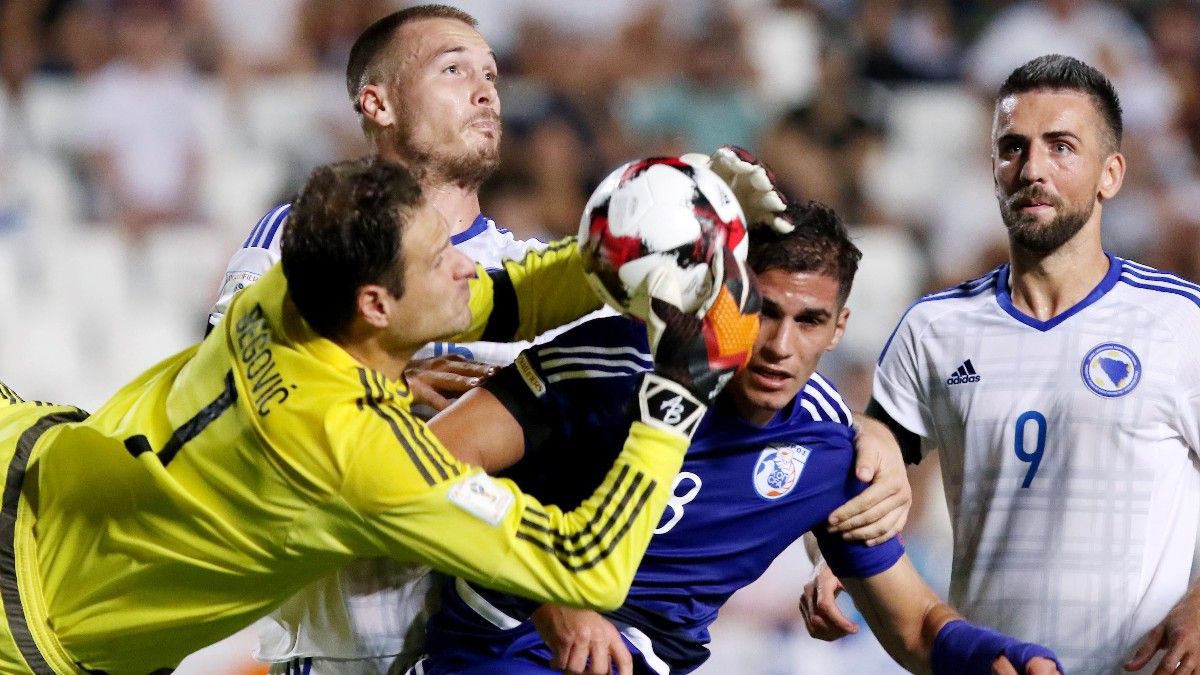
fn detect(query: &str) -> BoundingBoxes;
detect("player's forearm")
[842,556,956,675]
[428,386,526,473]
[487,419,687,610]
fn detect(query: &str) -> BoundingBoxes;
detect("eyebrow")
[432,45,498,63]
[763,298,832,322]
[1042,130,1082,142]
[996,130,1083,145]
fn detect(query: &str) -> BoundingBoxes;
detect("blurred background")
[1,0,1198,672]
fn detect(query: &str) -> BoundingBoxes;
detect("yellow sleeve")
[455,237,603,344]
[339,403,685,611]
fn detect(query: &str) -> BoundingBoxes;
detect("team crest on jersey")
[752,444,811,500]
[1080,342,1141,398]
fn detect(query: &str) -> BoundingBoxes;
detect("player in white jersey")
[205,8,559,672]
[801,54,1200,675]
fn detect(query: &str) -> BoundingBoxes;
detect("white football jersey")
[874,256,1200,675]
[210,206,590,670]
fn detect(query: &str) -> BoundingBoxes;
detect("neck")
[376,146,482,236]
[724,379,806,428]
[1007,219,1108,321]
[338,332,416,383]
[424,182,482,236]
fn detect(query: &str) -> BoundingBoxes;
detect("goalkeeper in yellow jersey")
[0,157,760,674]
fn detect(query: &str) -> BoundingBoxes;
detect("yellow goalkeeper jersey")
[0,242,688,674]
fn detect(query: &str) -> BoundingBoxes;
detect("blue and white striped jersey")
[874,255,1200,675]
[421,315,904,675]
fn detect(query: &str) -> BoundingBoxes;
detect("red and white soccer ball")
[577,157,748,320]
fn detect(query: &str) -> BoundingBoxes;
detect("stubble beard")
[392,114,501,192]
[999,187,1094,254]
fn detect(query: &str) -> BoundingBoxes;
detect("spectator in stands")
[79,0,203,240]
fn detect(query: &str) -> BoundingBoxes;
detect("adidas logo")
[946,359,981,385]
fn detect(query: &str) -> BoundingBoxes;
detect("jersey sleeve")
[483,315,650,455]
[873,310,934,454]
[208,204,290,326]
[454,237,604,345]
[338,397,684,611]
[812,513,905,580]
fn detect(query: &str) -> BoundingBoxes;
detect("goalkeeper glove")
[632,245,760,439]
[681,145,793,233]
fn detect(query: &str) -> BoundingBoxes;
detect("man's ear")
[359,84,397,130]
[826,306,851,352]
[1098,151,1125,202]
[356,284,393,328]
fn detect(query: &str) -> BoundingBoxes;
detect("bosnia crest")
[752,444,811,500]
[1080,342,1141,398]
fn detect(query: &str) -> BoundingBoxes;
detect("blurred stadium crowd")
[1,0,1198,673]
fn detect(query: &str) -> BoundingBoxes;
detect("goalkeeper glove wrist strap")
[931,619,1063,675]
[637,373,706,440]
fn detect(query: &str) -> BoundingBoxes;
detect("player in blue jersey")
[409,201,1062,675]
[803,55,1200,675]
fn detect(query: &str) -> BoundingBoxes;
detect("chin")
[745,389,789,416]
[451,310,473,335]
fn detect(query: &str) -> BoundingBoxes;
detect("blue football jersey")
[420,316,904,674]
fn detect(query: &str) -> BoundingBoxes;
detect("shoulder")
[452,215,549,269]
[907,266,1002,322]
[1113,258,1200,319]
[240,203,292,253]
[788,372,854,428]
[494,316,647,413]
[878,266,1002,362]
[520,316,650,390]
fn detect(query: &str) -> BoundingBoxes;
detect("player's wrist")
[637,373,706,440]
[931,619,1062,675]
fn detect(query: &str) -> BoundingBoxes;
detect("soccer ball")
[577,157,748,319]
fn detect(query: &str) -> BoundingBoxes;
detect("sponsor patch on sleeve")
[448,472,515,526]
[515,353,547,397]
[220,270,261,297]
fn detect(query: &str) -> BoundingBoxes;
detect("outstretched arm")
[456,238,603,345]
[804,398,929,638]
[357,249,760,611]
[840,556,1061,675]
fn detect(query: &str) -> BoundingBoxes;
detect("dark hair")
[281,158,424,338]
[997,54,1123,152]
[346,4,479,113]
[746,201,861,306]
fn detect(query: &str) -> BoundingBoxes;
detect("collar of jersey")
[705,391,800,434]
[693,395,853,454]
[450,214,491,245]
[995,252,1123,331]
[271,273,409,397]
